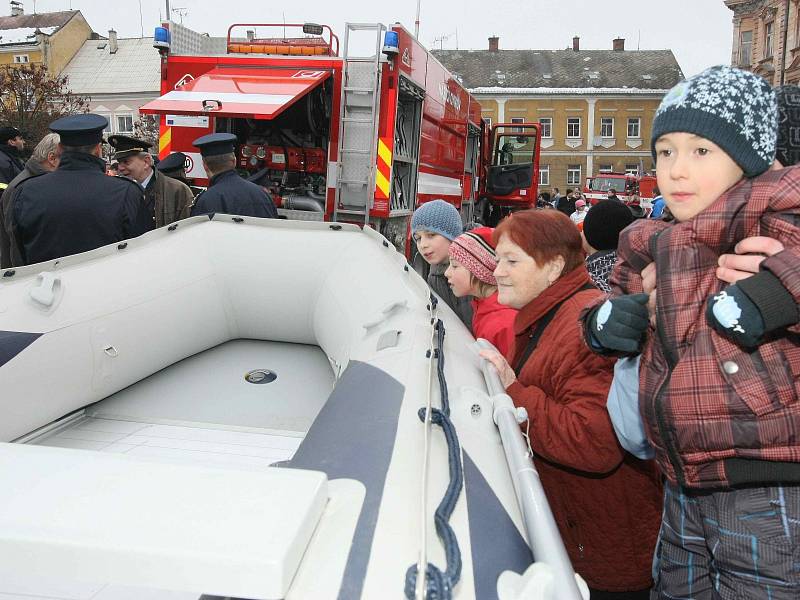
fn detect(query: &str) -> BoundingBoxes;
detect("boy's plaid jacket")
[598,166,800,489]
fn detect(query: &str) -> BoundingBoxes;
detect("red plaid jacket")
[607,166,800,490]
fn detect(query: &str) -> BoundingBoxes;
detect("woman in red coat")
[480,210,662,599]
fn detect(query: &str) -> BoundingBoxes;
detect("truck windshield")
[590,176,626,192]
[494,134,536,166]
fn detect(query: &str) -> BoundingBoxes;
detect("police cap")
[193,133,237,157]
[109,135,153,160]
[0,126,23,143]
[49,114,107,146]
[156,151,189,174]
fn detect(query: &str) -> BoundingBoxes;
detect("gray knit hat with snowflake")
[651,65,778,177]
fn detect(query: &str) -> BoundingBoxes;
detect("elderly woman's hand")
[479,348,517,389]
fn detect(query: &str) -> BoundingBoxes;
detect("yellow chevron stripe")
[375,168,390,197]
[159,127,172,155]
[377,138,392,167]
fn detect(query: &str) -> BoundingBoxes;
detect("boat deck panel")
[38,418,302,470]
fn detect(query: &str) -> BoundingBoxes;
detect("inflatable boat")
[0,216,586,600]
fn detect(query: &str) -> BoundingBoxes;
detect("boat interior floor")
[24,338,335,471]
[5,339,335,600]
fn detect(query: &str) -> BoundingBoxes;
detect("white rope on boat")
[415,301,439,600]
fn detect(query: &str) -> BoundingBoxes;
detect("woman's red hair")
[493,209,584,273]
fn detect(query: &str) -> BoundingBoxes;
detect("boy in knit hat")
[411,199,472,327]
[583,65,800,598]
[581,199,634,293]
[444,227,517,358]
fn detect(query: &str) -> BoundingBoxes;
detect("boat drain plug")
[244,369,277,384]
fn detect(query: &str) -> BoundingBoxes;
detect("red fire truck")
[140,22,541,255]
[583,171,657,215]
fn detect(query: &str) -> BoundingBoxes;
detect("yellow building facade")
[0,9,92,75]
[478,93,663,195]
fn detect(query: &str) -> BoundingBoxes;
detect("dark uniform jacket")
[0,144,24,186]
[190,169,278,218]
[0,158,46,268]
[12,152,149,265]
[142,170,194,229]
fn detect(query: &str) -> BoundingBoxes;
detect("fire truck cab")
[140,21,491,256]
[583,172,657,215]
[478,122,542,225]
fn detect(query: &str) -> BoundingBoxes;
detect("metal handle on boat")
[475,339,586,600]
[103,346,119,358]
[202,99,223,112]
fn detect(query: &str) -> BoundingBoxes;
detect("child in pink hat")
[445,227,517,358]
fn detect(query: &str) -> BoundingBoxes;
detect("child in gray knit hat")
[583,65,800,599]
[411,199,472,327]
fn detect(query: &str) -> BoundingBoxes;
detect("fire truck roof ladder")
[333,23,387,227]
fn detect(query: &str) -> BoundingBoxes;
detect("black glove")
[587,293,650,354]
[706,284,765,348]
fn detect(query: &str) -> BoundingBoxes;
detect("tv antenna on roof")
[171,7,188,23]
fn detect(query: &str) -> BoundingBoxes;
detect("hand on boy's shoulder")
[717,237,785,283]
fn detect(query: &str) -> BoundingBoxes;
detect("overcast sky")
[29,0,734,78]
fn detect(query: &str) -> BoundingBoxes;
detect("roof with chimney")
[62,36,160,94]
[432,43,684,93]
[0,9,78,45]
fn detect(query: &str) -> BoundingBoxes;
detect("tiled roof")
[432,49,684,92]
[0,10,77,32]
[62,37,161,94]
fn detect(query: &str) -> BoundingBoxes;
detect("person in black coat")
[0,127,25,186]
[189,133,278,219]
[11,114,150,266]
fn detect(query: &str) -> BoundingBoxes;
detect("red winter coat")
[506,265,662,592]
[471,291,517,359]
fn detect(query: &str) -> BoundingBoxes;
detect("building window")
[484,116,492,128]
[567,164,581,185]
[538,117,552,138]
[598,164,613,174]
[539,164,550,186]
[765,21,774,59]
[627,117,641,138]
[13,54,29,63]
[511,117,525,133]
[116,114,134,134]
[567,117,581,138]
[625,163,639,176]
[739,30,753,66]
[600,117,614,138]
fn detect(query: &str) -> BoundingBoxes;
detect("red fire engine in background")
[583,172,657,215]
[141,21,541,256]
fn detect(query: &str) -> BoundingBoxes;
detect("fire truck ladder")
[333,23,386,226]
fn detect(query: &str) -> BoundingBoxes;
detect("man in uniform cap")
[109,135,193,229]
[156,151,203,198]
[10,114,150,265]
[189,133,278,219]
[0,126,25,186]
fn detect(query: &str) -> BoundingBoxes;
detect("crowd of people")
[414,66,800,599]
[0,117,277,268]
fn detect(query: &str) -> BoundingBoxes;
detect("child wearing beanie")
[583,65,800,598]
[411,199,473,327]
[581,199,634,293]
[444,227,517,358]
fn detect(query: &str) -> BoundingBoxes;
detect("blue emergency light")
[382,31,399,57]
[153,27,171,51]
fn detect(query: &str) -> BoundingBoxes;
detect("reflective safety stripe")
[375,138,391,199]
[0,183,7,190]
